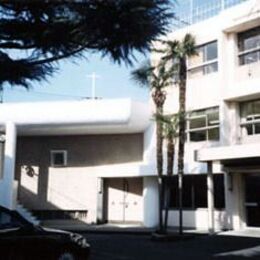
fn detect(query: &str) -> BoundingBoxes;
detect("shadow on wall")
[15,162,89,222]
[19,185,88,222]
[16,134,144,168]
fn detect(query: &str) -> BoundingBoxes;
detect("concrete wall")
[15,133,144,223]
[16,134,143,168]
[167,209,227,230]
[149,0,260,230]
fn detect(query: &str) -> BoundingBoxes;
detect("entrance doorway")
[245,174,260,227]
[104,177,143,223]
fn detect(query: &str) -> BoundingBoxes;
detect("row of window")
[163,174,225,209]
[188,26,260,78]
[47,100,260,164]
[187,99,260,142]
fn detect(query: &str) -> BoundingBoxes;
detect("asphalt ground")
[83,233,260,260]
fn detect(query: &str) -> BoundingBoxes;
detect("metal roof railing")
[173,0,249,29]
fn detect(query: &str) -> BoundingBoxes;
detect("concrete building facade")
[0,99,160,227]
[153,0,260,231]
[0,0,259,233]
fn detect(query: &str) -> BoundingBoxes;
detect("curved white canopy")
[0,98,151,135]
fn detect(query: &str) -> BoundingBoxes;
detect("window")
[240,100,260,136]
[238,27,260,65]
[188,41,218,78]
[187,107,220,142]
[167,174,225,210]
[50,150,67,167]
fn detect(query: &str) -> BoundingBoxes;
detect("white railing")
[173,0,248,29]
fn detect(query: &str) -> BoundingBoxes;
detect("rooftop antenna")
[87,72,100,99]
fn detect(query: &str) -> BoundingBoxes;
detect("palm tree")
[160,34,197,235]
[131,61,174,233]
[155,113,178,232]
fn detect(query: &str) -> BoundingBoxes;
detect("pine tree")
[0,1,172,88]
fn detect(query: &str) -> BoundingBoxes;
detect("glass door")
[245,174,260,227]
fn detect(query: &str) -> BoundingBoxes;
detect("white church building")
[0,0,260,233]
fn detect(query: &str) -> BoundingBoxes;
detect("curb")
[43,225,154,235]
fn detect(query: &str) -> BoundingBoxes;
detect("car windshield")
[0,211,24,230]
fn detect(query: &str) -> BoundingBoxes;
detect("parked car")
[0,205,90,260]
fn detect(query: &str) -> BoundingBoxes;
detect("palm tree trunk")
[178,57,187,235]
[167,137,174,176]
[164,136,174,232]
[156,105,164,233]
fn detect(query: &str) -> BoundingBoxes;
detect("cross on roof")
[87,72,100,99]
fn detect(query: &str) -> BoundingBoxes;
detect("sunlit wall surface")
[173,0,248,29]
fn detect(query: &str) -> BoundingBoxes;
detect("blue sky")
[3,52,149,103]
[2,0,243,103]
[1,1,180,104]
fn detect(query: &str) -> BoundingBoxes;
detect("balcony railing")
[173,0,249,29]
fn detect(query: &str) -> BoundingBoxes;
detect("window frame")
[50,150,68,167]
[240,100,260,136]
[186,107,220,142]
[238,27,260,65]
[188,40,218,77]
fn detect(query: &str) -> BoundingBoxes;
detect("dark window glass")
[238,27,260,65]
[190,117,206,129]
[238,27,260,52]
[188,107,219,142]
[188,41,218,76]
[194,175,207,208]
[54,153,64,165]
[239,51,260,65]
[190,130,207,141]
[240,100,260,136]
[245,125,253,135]
[169,177,178,208]
[208,128,219,140]
[214,174,225,209]
[206,42,218,61]
[183,176,192,208]
[208,111,219,126]
[255,123,260,134]
[245,174,260,203]
[168,174,225,210]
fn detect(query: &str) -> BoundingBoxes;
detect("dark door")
[245,174,260,227]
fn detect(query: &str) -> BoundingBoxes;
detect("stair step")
[16,203,40,225]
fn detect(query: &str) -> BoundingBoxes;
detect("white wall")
[167,209,228,230]
[149,0,260,231]
[143,176,159,227]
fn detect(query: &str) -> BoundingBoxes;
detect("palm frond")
[182,33,197,57]
[153,113,179,139]
[131,61,155,88]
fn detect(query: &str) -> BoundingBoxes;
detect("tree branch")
[30,45,87,66]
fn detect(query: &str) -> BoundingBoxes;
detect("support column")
[207,162,215,234]
[2,121,17,209]
[96,177,105,224]
[143,176,159,227]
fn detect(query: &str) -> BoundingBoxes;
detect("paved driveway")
[83,233,260,260]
